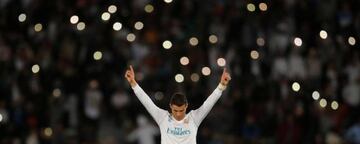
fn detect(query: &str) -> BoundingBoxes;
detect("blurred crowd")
[0,0,360,143]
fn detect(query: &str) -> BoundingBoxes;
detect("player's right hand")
[125,65,137,87]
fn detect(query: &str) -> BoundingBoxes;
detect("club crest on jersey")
[184,118,189,124]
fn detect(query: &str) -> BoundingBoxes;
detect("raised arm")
[191,68,231,126]
[125,65,167,124]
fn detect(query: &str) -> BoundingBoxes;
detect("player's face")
[170,104,188,121]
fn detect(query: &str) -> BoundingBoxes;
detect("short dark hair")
[170,93,188,106]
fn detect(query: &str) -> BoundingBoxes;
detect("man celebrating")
[125,65,231,144]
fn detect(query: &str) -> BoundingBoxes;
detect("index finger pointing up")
[130,65,134,73]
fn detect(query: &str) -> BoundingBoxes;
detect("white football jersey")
[132,84,224,144]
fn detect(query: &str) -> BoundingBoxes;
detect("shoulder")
[187,110,195,118]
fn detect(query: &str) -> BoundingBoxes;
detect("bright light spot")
[331,101,339,110]
[247,3,256,12]
[312,91,320,100]
[191,73,200,82]
[319,98,327,108]
[319,30,328,39]
[113,22,122,31]
[44,127,53,137]
[257,37,265,46]
[217,58,226,67]
[34,23,43,32]
[162,40,172,49]
[93,51,103,60]
[77,22,86,31]
[53,88,61,98]
[101,12,111,21]
[175,74,184,83]
[180,56,189,66]
[127,33,136,42]
[134,21,144,30]
[0,114,3,122]
[145,4,154,13]
[189,37,199,46]
[201,67,211,76]
[32,64,40,73]
[154,91,164,100]
[108,5,117,14]
[250,50,259,60]
[18,13,26,22]
[348,36,356,46]
[70,15,79,24]
[294,37,302,47]
[259,3,268,11]
[292,82,300,92]
[164,0,173,3]
[209,35,218,44]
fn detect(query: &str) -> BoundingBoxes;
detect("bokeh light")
[256,37,265,46]
[134,21,144,30]
[319,98,327,108]
[189,37,199,46]
[163,40,172,49]
[247,3,256,12]
[292,82,300,92]
[175,74,184,83]
[209,35,218,44]
[18,13,26,22]
[53,88,61,98]
[180,56,189,66]
[294,37,302,47]
[70,15,79,24]
[127,33,136,42]
[113,22,122,31]
[101,12,111,21]
[201,67,211,76]
[217,58,226,67]
[191,73,200,82]
[32,64,40,73]
[312,91,320,100]
[145,4,154,13]
[77,22,86,31]
[44,127,53,137]
[250,50,259,60]
[93,51,102,60]
[34,23,43,32]
[331,101,339,110]
[348,36,356,46]
[108,5,117,14]
[259,3,268,11]
[319,30,328,39]
[164,0,173,3]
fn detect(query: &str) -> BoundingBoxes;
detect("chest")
[160,116,197,137]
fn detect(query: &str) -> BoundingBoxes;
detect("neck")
[172,114,185,121]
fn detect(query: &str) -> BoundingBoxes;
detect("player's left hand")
[220,68,231,86]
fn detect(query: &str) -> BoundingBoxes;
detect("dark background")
[0,0,360,143]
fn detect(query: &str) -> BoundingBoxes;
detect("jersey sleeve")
[191,86,224,126]
[132,84,167,125]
